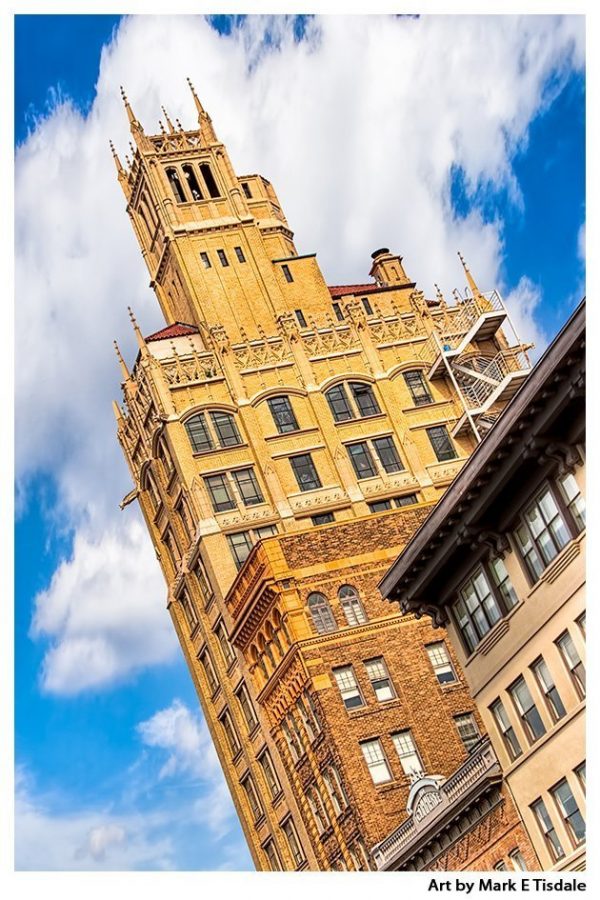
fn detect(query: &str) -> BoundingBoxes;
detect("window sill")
[191,443,249,459]
[264,427,319,443]
[527,532,585,594]
[333,413,387,427]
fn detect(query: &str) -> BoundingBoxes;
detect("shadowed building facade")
[111,84,538,871]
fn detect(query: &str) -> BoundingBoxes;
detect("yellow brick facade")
[112,84,536,870]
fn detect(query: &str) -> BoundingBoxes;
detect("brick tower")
[112,83,537,871]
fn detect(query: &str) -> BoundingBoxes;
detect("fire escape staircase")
[420,291,532,441]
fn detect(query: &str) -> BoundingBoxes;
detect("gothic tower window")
[307,593,337,634]
[199,163,221,198]
[217,249,229,267]
[182,164,204,200]
[234,246,246,263]
[166,167,187,203]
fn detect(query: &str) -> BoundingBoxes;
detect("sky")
[14,13,585,871]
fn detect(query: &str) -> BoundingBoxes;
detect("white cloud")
[16,15,584,694]
[30,518,176,694]
[503,276,545,361]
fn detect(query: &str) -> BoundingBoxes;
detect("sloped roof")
[328,283,381,298]
[145,322,199,343]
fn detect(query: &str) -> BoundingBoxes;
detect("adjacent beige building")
[380,301,585,871]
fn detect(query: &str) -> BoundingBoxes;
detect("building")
[112,83,537,871]
[380,301,585,871]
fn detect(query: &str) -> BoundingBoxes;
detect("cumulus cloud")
[30,519,176,694]
[16,15,584,694]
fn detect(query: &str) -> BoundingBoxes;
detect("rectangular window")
[491,698,522,760]
[403,370,433,406]
[350,382,381,417]
[577,612,586,635]
[454,567,503,653]
[215,620,236,669]
[509,849,528,871]
[575,761,586,790]
[531,798,564,861]
[217,248,229,267]
[332,302,344,321]
[360,739,392,784]
[209,411,242,447]
[199,649,218,695]
[368,499,393,512]
[532,657,566,722]
[227,531,254,568]
[333,666,364,710]
[509,676,546,743]
[294,309,307,328]
[367,494,419,513]
[205,473,236,513]
[242,774,263,822]
[281,717,301,762]
[515,486,570,580]
[199,163,220,198]
[392,730,423,777]
[282,819,305,867]
[296,695,318,742]
[282,264,294,283]
[311,513,335,526]
[178,589,198,631]
[556,630,585,698]
[551,779,585,846]
[557,472,585,531]
[232,467,264,506]
[185,413,213,453]
[372,436,404,473]
[194,558,213,607]
[426,642,457,684]
[234,246,246,263]
[220,710,241,757]
[326,384,353,421]
[427,425,457,461]
[347,442,377,479]
[361,297,374,316]
[241,181,252,199]
[454,713,481,751]
[267,396,299,433]
[258,750,281,799]
[290,454,322,491]
[200,251,211,269]
[488,556,519,611]
[263,840,282,871]
[236,684,258,732]
[365,657,395,702]
[323,766,349,815]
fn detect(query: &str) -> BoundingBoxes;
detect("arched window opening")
[325,380,381,422]
[339,585,368,627]
[200,163,221,198]
[182,164,204,200]
[307,593,337,635]
[184,413,213,453]
[250,644,267,680]
[183,409,243,454]
[166,167,187,203]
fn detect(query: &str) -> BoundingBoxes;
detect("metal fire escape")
[420,258,533,443]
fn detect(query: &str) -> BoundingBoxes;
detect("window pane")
[361,740,392,784]
[326,385,353,422]
[510,677,546,742]
[267,396,298,433]
[227,531,254,568]
[205,474,236,512]
[232,468,264,506]
[454,713,480,751]
[532,657,566,721]
[210,411,242,447]
[290,454,322,491]
[427,426,457,461]
[334,666,363,709]
[403,370,432,406]
[365,657,394,701]
[392,731,422,776]
[373,436,404,473]
[552,780,585,844]
[426,642,456,684]
[558,473,586,531]
[185,413,213,453]
[350,382,381,417]
[532,799,564,860]
[308,593,337,634]
[347,442,377,479]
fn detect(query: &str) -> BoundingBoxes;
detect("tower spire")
[457,251,484,302]
[128,306,148,355]
[186,76,217,143]
[161,106,176,133]
[109,140,124,175]
[113,339,130,381]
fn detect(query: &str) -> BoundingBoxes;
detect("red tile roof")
[328,283,381,298]
[145,322,199,343]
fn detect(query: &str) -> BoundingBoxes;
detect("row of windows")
[199,245,246,270]
[331,644,460,713]
[280,693,323,763]
[531,765,586,862]
[493,848,529,871]
[359,714,480,786]
[452,474,585,655]
[490,622,585,762]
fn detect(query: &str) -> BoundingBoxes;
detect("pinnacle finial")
[113,339,130,381]
[434,283,446,304]
[112,399,125,424]
[128,306,147,353]
[186,76,217,143]
[457,251,483,301]
[186,76,204,115]
[109,140,125,175]
[161,106,175,133]
[120,85,144,135]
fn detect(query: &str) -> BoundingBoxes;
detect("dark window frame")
[403,369,433,406]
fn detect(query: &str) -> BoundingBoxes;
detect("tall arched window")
[307,593,337,634]
[183,410,243,454]
[339,585,368,626]
[325,381,381,422]
[166,167,187,203]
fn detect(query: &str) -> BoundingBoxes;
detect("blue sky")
[14,14,584,871]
